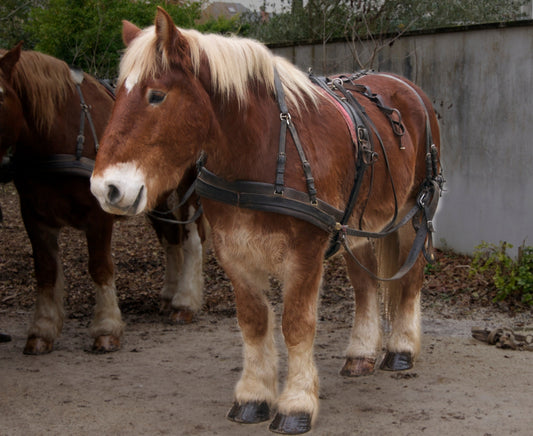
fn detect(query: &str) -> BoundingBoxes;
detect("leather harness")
[196,69,445,280]
[0,68,105,180]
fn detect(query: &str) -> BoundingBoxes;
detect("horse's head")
[0,42,25,160]
[91,7,216,216]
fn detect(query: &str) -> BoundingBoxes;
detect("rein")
[196,69,445,281]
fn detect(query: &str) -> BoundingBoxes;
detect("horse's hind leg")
[160,212,204,324]
[86,215,124,353]
[378,226,424,371]
[341,241,381,377]
[22,216,64,355]
[153,205,205,324]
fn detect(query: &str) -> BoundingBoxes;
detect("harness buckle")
[357,126,369,142]
[362,145,379,165]
[280,112,291,124]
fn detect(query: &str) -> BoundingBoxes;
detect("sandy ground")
[1,309,532,436]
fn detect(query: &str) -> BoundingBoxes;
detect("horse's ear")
[0,41,23,79]
[122,20,141,46]
[154,7,185,55]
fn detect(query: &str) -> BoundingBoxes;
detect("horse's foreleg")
[86,217,124,353]
[23,219,64,355]
[270,262,323,434]
[379,227,424,371]
[342,242,381,377]
[160,213,204,324]
[226,271,277,425]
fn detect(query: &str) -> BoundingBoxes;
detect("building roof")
[200,2,250,22]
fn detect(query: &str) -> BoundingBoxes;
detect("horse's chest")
[212,220,290,273]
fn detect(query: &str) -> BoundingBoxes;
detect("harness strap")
[273,69,317,204]
[196,166,342,233]
[146,203,203,225]
[310,73,404,257]
[341,178,440,281]
[72,68,100,158]
[12,154,94,178]
[146,179,203,225]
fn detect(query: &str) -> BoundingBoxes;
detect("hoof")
[380,351,413,371]
[91,335,121,354]
[169,307,195,325]
[23,336,53,355]
[227,401,271,424]
[340,357,376,377]
[0,332,12,343]
[269,412,311,434]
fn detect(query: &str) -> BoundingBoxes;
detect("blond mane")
[1,49,76,136]
[118,26,319,111]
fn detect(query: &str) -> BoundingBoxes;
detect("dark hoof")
[340,357,376,377]
[23,336,53,355]
[380,351,413,371]
[227,401,271,424]
[0,332,12,343]
[91,335,121,354]
[269,412,311,434]
[169,307,195,325]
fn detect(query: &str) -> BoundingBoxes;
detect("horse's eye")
[148,90,166,105]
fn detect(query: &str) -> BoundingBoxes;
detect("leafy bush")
[26,0,202,79]
[470,242,533,306]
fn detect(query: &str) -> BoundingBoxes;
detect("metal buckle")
[362,145,378,165]
[280,113,291,124]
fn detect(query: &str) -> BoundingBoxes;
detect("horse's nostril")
[107,184,121,204]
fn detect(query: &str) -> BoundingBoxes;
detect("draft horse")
[91,8,443,434]
[0,43,206,354]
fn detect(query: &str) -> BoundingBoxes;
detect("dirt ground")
[1,182,532,436]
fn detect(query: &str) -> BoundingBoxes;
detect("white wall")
[272,22,533,255]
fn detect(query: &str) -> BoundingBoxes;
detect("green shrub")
[470,241,533,306]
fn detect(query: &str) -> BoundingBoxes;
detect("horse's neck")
[207,96,279,178]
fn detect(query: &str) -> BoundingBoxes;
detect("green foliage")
[0,0,45,48]
[196,15,247,35]
[26,0,202,78]
[470,242,533,306]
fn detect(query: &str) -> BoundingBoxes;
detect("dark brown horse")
[0,43,206,355]
[90,9,442,434]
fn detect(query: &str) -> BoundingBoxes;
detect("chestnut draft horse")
[91,9,443,434]
[0,43,206,355]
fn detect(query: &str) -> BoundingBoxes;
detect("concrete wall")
[272,22,533,255]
